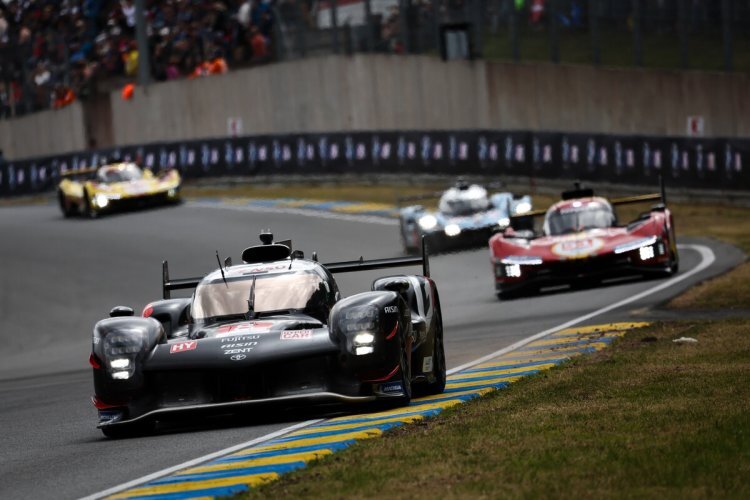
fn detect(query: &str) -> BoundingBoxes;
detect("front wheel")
[395,332,412,404]
[58,190,75,218]
[415,313,446,397]
[82,190,98,218]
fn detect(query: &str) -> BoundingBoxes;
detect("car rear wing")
[161,237,431,299]
[162,261,202,299]
[396,190,446,207]
[396,181,511,206]
[59,167,98,179]
[510,176,668,230]
[324,235,430,278]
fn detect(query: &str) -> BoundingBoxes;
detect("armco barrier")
[1,130,748,196]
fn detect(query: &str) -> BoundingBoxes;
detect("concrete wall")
[109,55,750,147]
[2,54,749,160]
[0,102,87,160]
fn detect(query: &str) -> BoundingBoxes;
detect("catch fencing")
[1,129,748,197]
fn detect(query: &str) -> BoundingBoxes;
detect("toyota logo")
[230,354,246,361]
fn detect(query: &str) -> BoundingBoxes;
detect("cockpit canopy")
[438,184,490,216]
[97,163,143,183]
[543,199,616,236]
[192,269,333,324]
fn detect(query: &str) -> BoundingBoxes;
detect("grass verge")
[242,320,750,498]
[209,182,747,497]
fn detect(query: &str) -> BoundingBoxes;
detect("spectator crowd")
[0,0,276,117]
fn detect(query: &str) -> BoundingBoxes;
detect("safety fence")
[1,129,748,197]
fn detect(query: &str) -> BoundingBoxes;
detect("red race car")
[489,182,679,299]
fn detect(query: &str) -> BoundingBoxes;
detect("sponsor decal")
[216,322,274,335]
[243,264,288,274]
[280,330,313,340]
[423,356,433,373]
[383,306,399,314]
[230,354,246,361]
[220,335,261,342]
[223,346,256,354]
[170,341,197,353]
[220,342,259,349]
[379,381,403,394]
[98,410,124,424]
[551,237,604,259]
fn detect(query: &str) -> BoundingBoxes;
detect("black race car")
[90,232,446,437]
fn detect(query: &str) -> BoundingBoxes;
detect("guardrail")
[1,129,748,197]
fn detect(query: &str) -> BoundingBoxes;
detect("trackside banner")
[1,130,748,196]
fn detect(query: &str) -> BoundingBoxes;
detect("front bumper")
[425,226,498,252]
[92,189,180,213]
[495,252,672,293]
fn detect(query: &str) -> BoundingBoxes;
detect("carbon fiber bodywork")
[90,241,445,437]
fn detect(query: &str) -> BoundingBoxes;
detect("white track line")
[83,206,714,499]
[80,419,323,500]
[188,200,399,226]
[448,244,715,374]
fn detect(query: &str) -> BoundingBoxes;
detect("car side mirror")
[109,306,134,317]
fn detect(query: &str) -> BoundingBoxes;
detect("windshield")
[192,271,328,321]
[544,206,615,236]
[439,188,489,216]
[97,164,143,183]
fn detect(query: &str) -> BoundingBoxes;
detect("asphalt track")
[0,201,744,500]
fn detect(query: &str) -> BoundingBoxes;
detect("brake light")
[91,395,124,409]
[142,305,153,318]
[89,353,102,369]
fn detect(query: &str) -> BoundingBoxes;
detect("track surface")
[0,202,743,499]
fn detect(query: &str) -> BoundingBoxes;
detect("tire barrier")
[1,130,748,196]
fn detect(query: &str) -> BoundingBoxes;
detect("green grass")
[242,320,750,499]
[200,181,750,498]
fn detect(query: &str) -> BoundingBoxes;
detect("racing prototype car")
[58,162,181,218]
[90,232,445,437]
[490,182,679,299]
[399,179,532,253]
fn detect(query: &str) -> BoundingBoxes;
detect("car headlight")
[339,306,378,334]
[353,332,375,346]
[418,214,438,230]
[514,201,532,214]
[500,255,544,265]
[103,334,143,380]
[614,236,658,255]
[445,224,461,237]
[639,245,655,261]
[167,188,177,198]
[94,193,109,208]
[505,264,522,278]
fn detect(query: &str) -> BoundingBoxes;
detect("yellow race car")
[58,162,181,218]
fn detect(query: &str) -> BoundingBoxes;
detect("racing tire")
[57,190,75,218]
[414,311,446,397]
[395,332,412,405]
